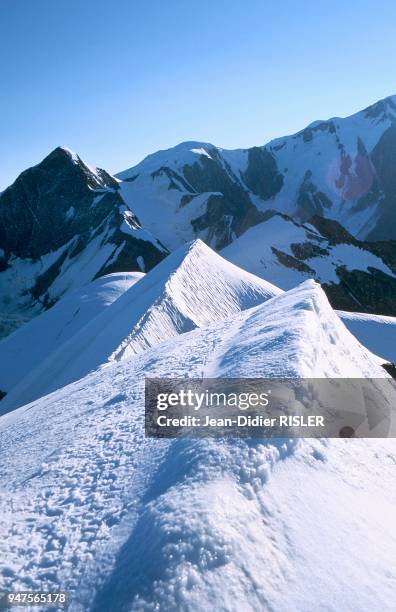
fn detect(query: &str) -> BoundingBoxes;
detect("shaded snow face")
[337,310,396,363]
[0,280,394,611]
[0,272,144,396]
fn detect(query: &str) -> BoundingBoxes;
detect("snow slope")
[118,142,231,251]
[0,281,395,611]
[0,272,143,396]
[0,240,281,413]
[220,214,396,290]
[338,310,396,363]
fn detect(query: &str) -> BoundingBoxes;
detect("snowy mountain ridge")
[118,94,396,244]
[0,240,281,412]
[114,94,396,316]
[0,280,394,611]
[2,95,396,338]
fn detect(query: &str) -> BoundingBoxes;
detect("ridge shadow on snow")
[337,310,396,363]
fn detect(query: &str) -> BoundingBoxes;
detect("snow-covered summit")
[116,93,396,259]
[0,240,281,412]
[117,141,218,180]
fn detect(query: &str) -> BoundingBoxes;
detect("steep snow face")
[0,147,167,338]
[0,272,144,396]
[338,310,396,363]
[0,281,394,611]
[0,240,281,412]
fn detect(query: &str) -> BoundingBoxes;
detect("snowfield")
[0,280,395,611]
[0,272,144,396]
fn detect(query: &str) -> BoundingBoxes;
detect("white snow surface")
[0,281,395,611]
[117,141,216,180]
[118,176,218,251]
[338,310,396,363]
[0,240,281,412]
[0,230,135,339]
[0,272,144,395]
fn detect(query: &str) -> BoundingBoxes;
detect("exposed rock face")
[296,171,333,221]
[1,147,117,259]
[182,150,267,249]
[241,146,284,200]
[220,211,396,316]
[322,267,396,315]
[117,142,280,251]
[0,147,167,337]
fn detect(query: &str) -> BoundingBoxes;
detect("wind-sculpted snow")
[0,281,395,611]
[0,240,281,412]
[0,272,144,396]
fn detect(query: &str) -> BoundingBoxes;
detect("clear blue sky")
[1,0,395,189]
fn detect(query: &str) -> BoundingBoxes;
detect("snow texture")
[0,280,395,611]
[0,240,281,412]
[221,215,396,289]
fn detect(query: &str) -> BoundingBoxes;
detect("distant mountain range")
[1,95,396,336]
[1,96,396,607]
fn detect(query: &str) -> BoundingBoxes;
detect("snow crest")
[0,280,394,610]
[0,241,281,412]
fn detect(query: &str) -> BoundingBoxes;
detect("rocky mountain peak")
[362,94,396,123]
